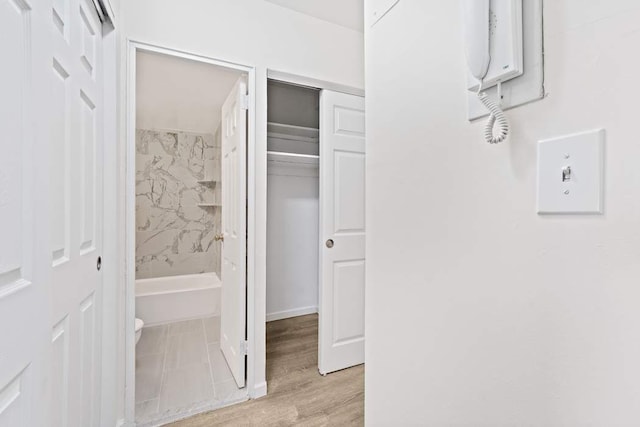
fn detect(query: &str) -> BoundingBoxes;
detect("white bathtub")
[136,272,221,326]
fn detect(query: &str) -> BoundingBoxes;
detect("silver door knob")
[325,239,334,248]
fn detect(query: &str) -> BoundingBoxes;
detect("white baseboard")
[250,381,268,399]
[266,306,318,322]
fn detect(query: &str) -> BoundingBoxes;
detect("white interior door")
[0,1,51,425]
[1,0,106,425]
[318,90,366,375]
[50,0,105,425]
[220,77,248,388]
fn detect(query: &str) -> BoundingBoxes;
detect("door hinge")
[240,94,249,110]
[240,340,248,355]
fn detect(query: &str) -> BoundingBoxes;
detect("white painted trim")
[245,66,261,400]
[99,16,120,427]
[124,40,137,426]
[267,69,365,97]
[266,306,319,322]
[252,381,267,399]
[130,42,257,72]
[124,40,259,425]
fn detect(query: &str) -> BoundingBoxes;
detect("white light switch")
[537,129,605,214]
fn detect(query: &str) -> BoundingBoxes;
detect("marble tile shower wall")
[135,129,221,280]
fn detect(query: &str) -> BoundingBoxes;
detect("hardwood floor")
[169,314,364,426]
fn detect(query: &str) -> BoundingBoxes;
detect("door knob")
[325,239,334,248]
[214,233,224,242]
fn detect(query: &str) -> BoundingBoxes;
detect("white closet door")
[220,77,248,388]
[1,0,106,425]
[50,0,105,425]
[0,1,51,425]
[318,90,366,375]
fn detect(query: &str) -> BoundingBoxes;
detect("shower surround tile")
[135,129,222,279]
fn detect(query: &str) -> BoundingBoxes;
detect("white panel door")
[50,0,104,425]
[220,77,248,388]
[0,1,51,426]
[318,90,366,375]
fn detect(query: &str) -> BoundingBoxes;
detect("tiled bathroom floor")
[135,316,247,426]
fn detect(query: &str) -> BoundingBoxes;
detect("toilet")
[135,318,144,345]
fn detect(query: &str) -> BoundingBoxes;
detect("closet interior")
[266,80,321,322]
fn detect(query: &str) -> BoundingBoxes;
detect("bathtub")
[136,272,221,326]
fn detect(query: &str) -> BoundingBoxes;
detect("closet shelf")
[267,122,319,141]
[267,151,319,166]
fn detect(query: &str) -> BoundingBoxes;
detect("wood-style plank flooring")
[169,314,364,426]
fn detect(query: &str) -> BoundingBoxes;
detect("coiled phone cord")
[477,81,509,144]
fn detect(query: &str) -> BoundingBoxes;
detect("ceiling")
[264,0,364,32]
[136,51,243,135]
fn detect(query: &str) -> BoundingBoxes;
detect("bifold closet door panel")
[266,172,319,321]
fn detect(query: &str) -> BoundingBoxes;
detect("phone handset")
[461,0,510,144]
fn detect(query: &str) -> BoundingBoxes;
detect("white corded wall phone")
[461,0,523,144]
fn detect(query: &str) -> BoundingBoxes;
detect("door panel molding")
[319,90,366,375]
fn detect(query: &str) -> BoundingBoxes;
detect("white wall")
[264,0,364,32]
[365,1,640,425]
[136,51,241,134]
[118,0,363,421]
[266,171,319,321]
[121,1,364,89]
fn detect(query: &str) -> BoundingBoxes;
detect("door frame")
[123,40,257,423]
[267,70,365,98]
[91,2,121,425]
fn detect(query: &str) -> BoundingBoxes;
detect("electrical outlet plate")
[467,0,544,121]
[537,129,605,215]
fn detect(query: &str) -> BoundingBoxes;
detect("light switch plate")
[537,129,605,214]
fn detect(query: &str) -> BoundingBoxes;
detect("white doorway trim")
[124,40,258,425]
[98,5,120,426]
[267,70,365,97]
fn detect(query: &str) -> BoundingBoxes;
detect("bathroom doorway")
[127,45,253,426]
